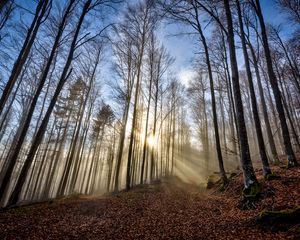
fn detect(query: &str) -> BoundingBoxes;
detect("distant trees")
[112,0,179,191]
[159,0,299,193]
[161,0,227,183]
[0,0,122,207]
[0,0,185,207]
[188,71,210,167]
[124,1,157,191]
[0,0,299,207]
[111,25,136,191]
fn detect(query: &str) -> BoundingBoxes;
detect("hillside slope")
[0,166,299,240]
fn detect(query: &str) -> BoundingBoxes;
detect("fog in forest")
[0,0,299,210]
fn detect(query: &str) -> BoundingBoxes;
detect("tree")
[6,0,93,206]
[161,0,227,183]
[250,0,298,167]
[111,20,137,191]
[223,0,258,190]
[243,12,280,164]
[123,0,157,190]
[0,0,50,117]
[277,0,300,24]
[235,0,271,176]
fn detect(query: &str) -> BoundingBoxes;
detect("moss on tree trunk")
[264,172,280,181]
[242,181,260,201]
[258,207,300,223]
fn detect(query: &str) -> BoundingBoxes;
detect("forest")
[0,0,299,239]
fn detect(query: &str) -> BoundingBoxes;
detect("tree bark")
[253,0,298,167]
[193,5,227,181]
[7,0,92,206]
[236,0,271,176]
[223,0,257,188]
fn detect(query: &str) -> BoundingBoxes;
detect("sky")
[13,0,294,86]
[147,0,296,146]
[2,0,295,150]
[157,0,295,88]
[8,0,295,99]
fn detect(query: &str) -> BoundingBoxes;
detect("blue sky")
[157,0,295,87]
[8,0,295,95]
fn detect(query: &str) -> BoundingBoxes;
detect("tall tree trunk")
[150,62,160,182]
[7,0,92,206]
[140,40,154,184]
[236,0,271,176]
[223,0,257,188]
[221,28,239,165]
[126,32,146,191]
[193,5,227,181]
[0,0,49,116]
[0,0,74,204]
[253,0,298,167]
[247,41,279,164]
[114,102,130,191]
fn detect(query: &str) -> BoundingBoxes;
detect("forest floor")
[0,165,300,239]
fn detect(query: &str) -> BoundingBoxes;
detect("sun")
[147,134,155,148]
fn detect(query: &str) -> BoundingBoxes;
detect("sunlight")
[147,134,155,148]
[177,68,196,87]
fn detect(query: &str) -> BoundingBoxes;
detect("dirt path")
[1,166,299,239]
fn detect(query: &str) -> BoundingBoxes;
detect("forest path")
[1,166,300,240]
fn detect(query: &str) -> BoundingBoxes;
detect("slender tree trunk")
[140,42,154,184]
[126,32,146,191]
[236,0,271,176]
[106,126,116,192]
[223,0,257,188]
[247,42,279,164]
[7,0,92,206]
[193,9,227,181]
[171,104,176,175]
[253,0,298,167]
[84,131,100,194]
[221,28,239,165]
[150,68,160,182]
[114,102,130,191]
[0,0,49,116]
[218,80,227,158]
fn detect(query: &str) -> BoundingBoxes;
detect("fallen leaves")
[0,165,299,239]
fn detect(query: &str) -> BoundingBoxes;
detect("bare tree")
[223,0,258,190]
[235,0,271,176]
[250,0,298,167]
